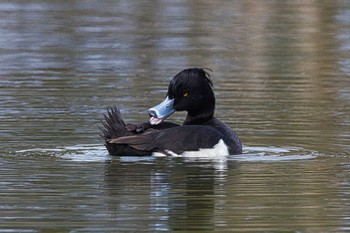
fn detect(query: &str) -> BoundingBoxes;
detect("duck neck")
[183,110,214,125]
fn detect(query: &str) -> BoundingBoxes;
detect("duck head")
[148,68,215,125]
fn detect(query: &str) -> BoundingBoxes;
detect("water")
[1,1,350,232]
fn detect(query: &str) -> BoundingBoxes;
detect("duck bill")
[148,96,175,125]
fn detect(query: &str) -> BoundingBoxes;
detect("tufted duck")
[101,68,242,156]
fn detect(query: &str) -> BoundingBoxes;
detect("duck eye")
[183,92,189,97]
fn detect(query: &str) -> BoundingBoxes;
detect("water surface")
[0,1,350,232]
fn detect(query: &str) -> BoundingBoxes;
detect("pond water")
[1,1,350,232]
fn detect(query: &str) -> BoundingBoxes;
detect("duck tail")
[100,107,151,156]
[99,106,129,141]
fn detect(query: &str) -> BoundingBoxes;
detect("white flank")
[181,139,229,158]
[152,139,229,158]
[152,152,167,157]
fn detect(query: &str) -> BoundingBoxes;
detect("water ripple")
[16,144,319,163]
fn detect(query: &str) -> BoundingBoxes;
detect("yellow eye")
[183,92,189,97]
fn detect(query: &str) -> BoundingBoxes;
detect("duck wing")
[109,125,224,154]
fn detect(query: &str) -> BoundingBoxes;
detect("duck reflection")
[104,157,238,231]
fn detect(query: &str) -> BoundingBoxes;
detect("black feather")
[100,106,179,156]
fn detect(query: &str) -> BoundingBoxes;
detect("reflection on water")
[1,0,350,232]
[3,145,348,232]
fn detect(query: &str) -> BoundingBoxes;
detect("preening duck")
[101,68,242,156]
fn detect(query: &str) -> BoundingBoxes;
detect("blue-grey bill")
[148,96,175,125]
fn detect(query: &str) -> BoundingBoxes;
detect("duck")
[100,68,242,156]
